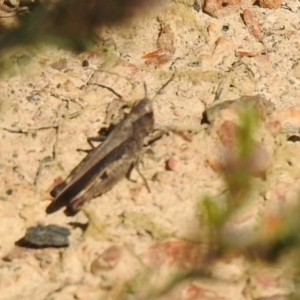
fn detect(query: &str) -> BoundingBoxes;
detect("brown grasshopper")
[46,76,174,216]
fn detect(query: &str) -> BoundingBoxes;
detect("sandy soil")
[0,0,300,299]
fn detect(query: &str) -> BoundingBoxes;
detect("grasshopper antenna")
[141,72,175,100]
[153,72,176,101]
[143,82,148,99]
[87,71,123,99]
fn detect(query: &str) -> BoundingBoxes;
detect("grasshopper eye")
[144,102,153,113]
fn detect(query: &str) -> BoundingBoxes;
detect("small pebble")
[193,0,201,12]
[291,62,300,79]
[82,59,89,67]
[19,224,71,248]
[50,58,68,71]
[257,0,282,8]
[91,246,121,274]
[165,156,179,171]
[287,135,300,142]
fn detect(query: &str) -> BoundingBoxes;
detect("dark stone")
[17,224,71,248]
[287,135,300,142]
[193,0,201,12]
[82,59,89,67]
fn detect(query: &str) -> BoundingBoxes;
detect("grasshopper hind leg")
[64,158,134,215]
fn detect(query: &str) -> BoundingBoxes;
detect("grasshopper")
[46,75,174,215]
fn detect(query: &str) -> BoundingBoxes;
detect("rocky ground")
[0,0,300,299]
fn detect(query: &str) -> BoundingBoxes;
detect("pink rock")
[143,239,206,270]
[217,120,239,147]
[203,0,242,17]
[213,121,272,177]
[165,156,179,171]
[243,9,263,40]
[257,0,282,8]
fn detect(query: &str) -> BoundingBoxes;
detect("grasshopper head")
[130,98,154,134]
[131,98,153,117]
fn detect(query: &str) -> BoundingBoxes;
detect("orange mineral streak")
[243,9,263,40]
[142,48,164,59]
